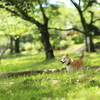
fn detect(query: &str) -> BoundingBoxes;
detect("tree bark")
[0,1,55,60]
[39,24,55,60]
[85,34,95,52]
[10,36,14,54]
[79,15,95,52]
[15,36,20,53]
[70,0,96,52]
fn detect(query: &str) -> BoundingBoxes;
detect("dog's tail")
[80,51,84,59]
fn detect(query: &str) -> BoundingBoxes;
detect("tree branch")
[92,18,100,23]
[82,0,96,12]
[82,3,90,12]
[79,0,81,7]
[48,27,85,34]
[0,2,41,27]
[37,0,48,24]
[88,11,94,24]
[70,0,82,12]
[0,4,19,16]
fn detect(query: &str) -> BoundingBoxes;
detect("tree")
[0,9,31,53]
[0,0,57,59]
[0,35,9,63]
[70,0,100,52]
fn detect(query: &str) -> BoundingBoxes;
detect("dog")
[60,51,84,75]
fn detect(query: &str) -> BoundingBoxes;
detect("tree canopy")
[0,0,100,56]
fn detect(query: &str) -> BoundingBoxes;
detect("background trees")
[0,0,60,59]
[70,0,100,52]
[0,10,31,53]
[0,0,100,59]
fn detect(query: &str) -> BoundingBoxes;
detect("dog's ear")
[66,54,68,57]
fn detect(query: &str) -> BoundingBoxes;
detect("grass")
[0,50,100,100]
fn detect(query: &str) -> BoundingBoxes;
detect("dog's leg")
[66,66,70,75]
[66,66,72,75]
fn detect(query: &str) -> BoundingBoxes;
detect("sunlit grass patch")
[0,51,100,100]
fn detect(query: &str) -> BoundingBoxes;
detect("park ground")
[0,44,100,100]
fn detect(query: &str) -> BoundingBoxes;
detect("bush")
[34,41,44,51]
[72,33,84,44]
[20,42,33,51]
[59,38,74,49]
[20,42,26,51]
[59,40,68,49]
[50,37,61,50]
[24,42,33,51]
[20,41,44,51]
[50,36,75,50]
[0,36,8,47]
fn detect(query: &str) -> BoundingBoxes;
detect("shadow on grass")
[1,52,60,73]
[2,52,40,59]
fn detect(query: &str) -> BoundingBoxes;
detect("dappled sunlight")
[0,0,100,99]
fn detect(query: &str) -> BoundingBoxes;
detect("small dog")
[60,51,84,75]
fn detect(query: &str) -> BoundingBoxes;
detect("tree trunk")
[85,34,95,52]
[15,36,20,53]
[40,25,55,60]
[70,1,96,52]
[80,17,95,52]
[10,36,14,54]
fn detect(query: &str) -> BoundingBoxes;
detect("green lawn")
[0,51,100,100]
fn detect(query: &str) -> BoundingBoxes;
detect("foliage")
[0,9,30,37]
[0,52,100,100]
[69,0,100,52]
[0,0,100,58]
[20,41,44,51]
[0,0,62,59]
[24,42,33,51]
[0,36,9,47]
[50,35,75,50]
[0,1,85,53]
[72,33,84,44]
[59,37,74,49]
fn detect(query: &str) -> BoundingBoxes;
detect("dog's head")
[60,54,69,64]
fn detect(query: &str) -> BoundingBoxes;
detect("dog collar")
[67,62,70,66]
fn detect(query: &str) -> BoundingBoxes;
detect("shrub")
[50,36,75,50]
[20,41,44,52]
[72,33,84,44]
[34,41,44,51]
[20,42,26,51]
[24,42,33,51]
[20,42,33,51]
[50,37,61,50]
[59,40,68,49]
